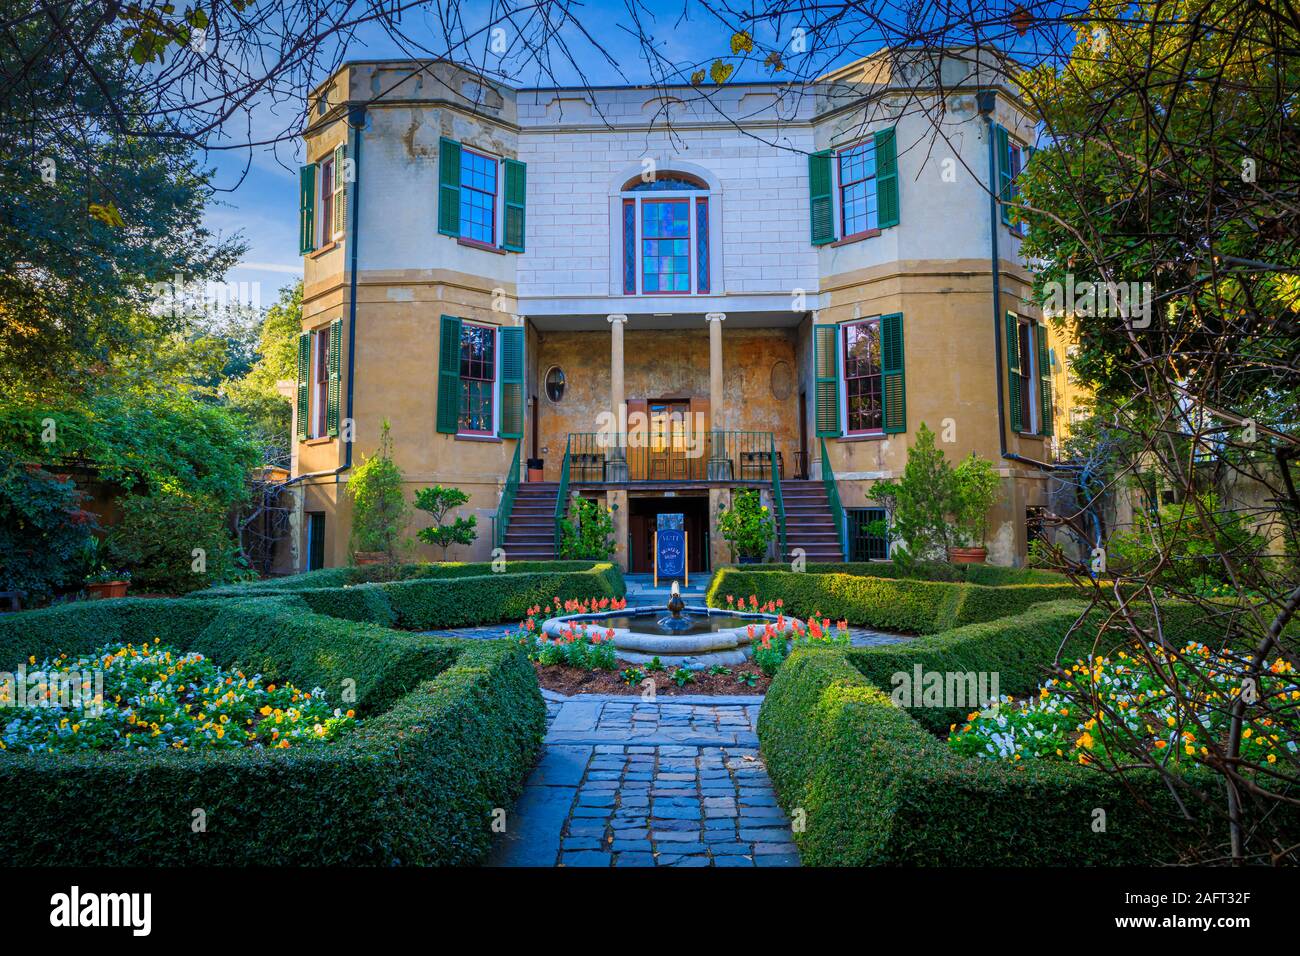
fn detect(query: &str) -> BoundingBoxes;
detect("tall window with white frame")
[620,175,711,295]
[842,318,883,435]
[318,156,334,247]
[458,322,496,435]
[460,148,497,246]
[1016,316,1037,432]
[837,139,878,239]
[311,326,329,437]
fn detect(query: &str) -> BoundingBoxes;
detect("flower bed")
[1,639,356,754]
[950,642,1299,769]
[0,595,544,865]
[755,600,1253,865]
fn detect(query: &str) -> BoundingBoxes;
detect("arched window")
[619,172,712,295]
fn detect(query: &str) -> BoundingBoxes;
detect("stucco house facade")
[288,48,1077,573]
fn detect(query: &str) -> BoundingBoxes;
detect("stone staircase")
[502,481,559,559]
[779,479,845,562]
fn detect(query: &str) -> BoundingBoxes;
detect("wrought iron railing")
[493,441,521,551]
[769,434,786,562]
[564,430,781,483]
[819,437,848,560]
[553,435,572,549]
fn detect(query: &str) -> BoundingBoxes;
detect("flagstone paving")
[489,692,802,868]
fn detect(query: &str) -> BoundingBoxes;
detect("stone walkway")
[489,693,800,867]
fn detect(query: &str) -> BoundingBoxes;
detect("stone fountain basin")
[540,605,799,670]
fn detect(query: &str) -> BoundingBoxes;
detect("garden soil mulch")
[534,662,770,696]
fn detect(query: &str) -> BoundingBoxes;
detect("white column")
[706,312,727,479]
[607,314,629,481]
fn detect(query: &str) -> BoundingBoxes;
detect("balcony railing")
[565,431,784,484]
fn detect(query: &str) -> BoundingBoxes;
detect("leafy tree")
[223,282,302,459]
[950,454,1002,549]
[348,421,410,562]
[715,489,773,560]
[415,485,479,561]
[0,452,98,600]
[558,496,616,560]
[105,491,248,594]
[868,423,955,564]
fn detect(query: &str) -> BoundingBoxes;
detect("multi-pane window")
[620,175,710,295]
[838,139,878,238]
[843,319,882,433]
[458,322,495,434]
[319,158,334,247]
[459,149,497,245]
[1007,139,1026,235]
[641,199,691,293]
[1017,318,1035,432]
[311,327,329,437]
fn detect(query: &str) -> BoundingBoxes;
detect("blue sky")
[207,0,773,304]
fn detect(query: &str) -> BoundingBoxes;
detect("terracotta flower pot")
[87,581,129,600]
[353,551,388,566]
[947,547,988,565]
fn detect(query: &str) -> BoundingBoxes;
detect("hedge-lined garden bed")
[199,559,616,595]
[198,562,626,631]
[720,561,1066,586]
[0,595,545,865]
[757,600,1231,865]
[707,566,1079,634]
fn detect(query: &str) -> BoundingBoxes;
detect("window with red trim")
[843,319,882,434]
[838,139,878,238]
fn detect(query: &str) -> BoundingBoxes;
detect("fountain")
[540,580,799,670]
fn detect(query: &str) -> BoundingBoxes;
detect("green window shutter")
[814,324,841,437]
[875,127,899,229]
[332,144,347,238]
[296,331,311,440]
[438,138,461,238]
[502,158,526,252]
[498,327,524,438]
[299,165,316,254]
[880,312,906,434]
[326,318,342,438]
[1037,323,1053,437]
[808,150,835,245]
[995,124,1012,226]
[1005,312,1023,434]
[437,315,462,434]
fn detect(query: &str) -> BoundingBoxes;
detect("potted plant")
[526,457,545,482]
[348,421,410,565]
[85,568,131,600]
[866,423,952,567]
[947,453,1002,564]
[717,489,775,563]
[415,485,478,560]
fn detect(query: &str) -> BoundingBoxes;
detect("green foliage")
[708,567,1079,635]
[671,667,696,687]
[716,488,775,559]
[722,561,1065,585]
[867,423,953,563]
[222,281,302,455]
[646,656,666,672]
[757,640,1211,865]
[197,559,615,594]
[414,484,477,559]
[1106,492,1269,593]
[735,670,758,687]
[950,453,1002,547]
[0,391,259,508]
[0,594,544,865]
[558,496,615,560]
[621,666,647,686]
[0,452,98,599]
[105,491,247,594]
[348,421,410,560]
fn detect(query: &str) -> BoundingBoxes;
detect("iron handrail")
[553,435,571,550]
[493,441,521,551]
[819,437,848,560]
[563,430,778,483]
[770,434,786,562]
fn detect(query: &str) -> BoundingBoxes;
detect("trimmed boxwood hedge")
[756,599,1280,865]
[707,566,1079,634]
[211,562,624,632]
[200,559,620,596]
[722,561,1066,586]
[0,596,545,865]
[758,643,1213,865]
